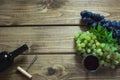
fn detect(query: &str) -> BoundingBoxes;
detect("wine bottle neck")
[10,44,28,58]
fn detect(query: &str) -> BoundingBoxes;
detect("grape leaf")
[97,24,102,32]
[90,24,117,44]
[111,47,118,51]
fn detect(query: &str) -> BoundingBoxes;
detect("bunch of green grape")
[74,31,120,68]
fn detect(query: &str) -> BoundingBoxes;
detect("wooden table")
[0,0,120,80]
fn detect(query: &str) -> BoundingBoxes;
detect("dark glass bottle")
[0,44,28,72]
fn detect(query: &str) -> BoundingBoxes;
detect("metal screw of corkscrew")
[26,55,38,71]
[17,55,38,79]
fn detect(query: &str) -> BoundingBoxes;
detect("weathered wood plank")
[0,26,82,53]
[0,54,120,80]
[0,0,120,25]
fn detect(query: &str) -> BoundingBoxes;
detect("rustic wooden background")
[0,0,120,80]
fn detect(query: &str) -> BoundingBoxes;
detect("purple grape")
[102,23,108,28]
[107,26,115,31]
[100,16,104,20]
[92,14,101,21]
[82,17,94,25]
[100,19,106,26]
[80,10,120,45]
[113,32,116,38]
[91,22,98,28]
[114,30,120,38]
[118,21,120,26]
[118,39,120,45]
[91,13,104,22]
[112,21,117,27]
[86,12,92,17]
[116,21,120,29]
[80,10,89,18]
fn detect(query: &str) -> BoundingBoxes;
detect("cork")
[17,66,32,79]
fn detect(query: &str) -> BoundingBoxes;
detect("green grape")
[84,40,88,44]
[115,53,120,59]
[88,43,92,47]
[81,49,86,53]
[103,62,110,67]
[83,52,87,56]
[81,43,85,47]
[76,39,81,44]
[77,43,81,47]
[101,43,105,48]
[92,36,96,40]
[90,40,94,44]
[105,58,110,63]
[77,47,82,51]
[87,49,91,53]
[92,52,96,56]
[100,60,104,66]
[97,49,102,53]
[80,35,85,40]
[86,31,90,34]
[115,60,119,65]
[99,52,103,56]
[106,55,111,59]
[74,34,79,40]
[96,42,100,47]
[91,44,96,49]
[86,36,91,40]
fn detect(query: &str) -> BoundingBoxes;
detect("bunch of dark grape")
[81,10,104,27]
[80,10,120,45]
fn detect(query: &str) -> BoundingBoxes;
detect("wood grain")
[0,26,82,53]
[0,0,120,25]
[0,54,120,80]
[0,0,120,80]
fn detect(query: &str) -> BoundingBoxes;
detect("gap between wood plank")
[0,24,85,27]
